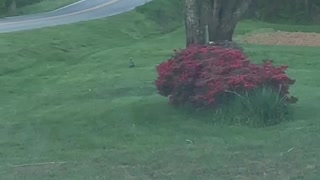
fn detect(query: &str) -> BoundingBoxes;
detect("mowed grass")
[1,9,320,180]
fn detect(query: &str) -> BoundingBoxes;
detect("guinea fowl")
[129,57,135,68]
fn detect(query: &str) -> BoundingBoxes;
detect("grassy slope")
[1,1,320,179]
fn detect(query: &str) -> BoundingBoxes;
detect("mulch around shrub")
[240,31,320,47]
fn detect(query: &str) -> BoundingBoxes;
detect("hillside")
[1,0,320,179]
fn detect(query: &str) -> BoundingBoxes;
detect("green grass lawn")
[1,5,320,180]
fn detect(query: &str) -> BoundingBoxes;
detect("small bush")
[155,45,297,126]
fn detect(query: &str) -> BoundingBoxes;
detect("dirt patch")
[240,31,320,47]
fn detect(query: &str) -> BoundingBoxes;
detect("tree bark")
[185,0,252,46]
[185,0,204,46]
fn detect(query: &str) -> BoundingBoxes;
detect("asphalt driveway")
[0,0,149,33]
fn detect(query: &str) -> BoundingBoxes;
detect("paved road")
[0,0,150,33]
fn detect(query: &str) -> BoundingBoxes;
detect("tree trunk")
[185,0,252,46]
[185,0,204,46]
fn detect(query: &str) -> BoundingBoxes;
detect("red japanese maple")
[155,44,297,107]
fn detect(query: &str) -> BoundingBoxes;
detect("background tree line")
[137,0,320,35]
[247,0,320,24]
[0,0,43,15]
[1,0,320,25]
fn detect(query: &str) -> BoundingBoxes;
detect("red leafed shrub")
[155,44,297,108]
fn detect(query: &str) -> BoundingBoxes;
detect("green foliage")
[248,0,320,24]
[15,0,42,8]
[0,0,7,12]
[136,0,320,32]
[0,0,4,8]
[17,0,79,15]
[0,0,79,16]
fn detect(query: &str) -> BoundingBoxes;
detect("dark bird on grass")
[129,57,135,68]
